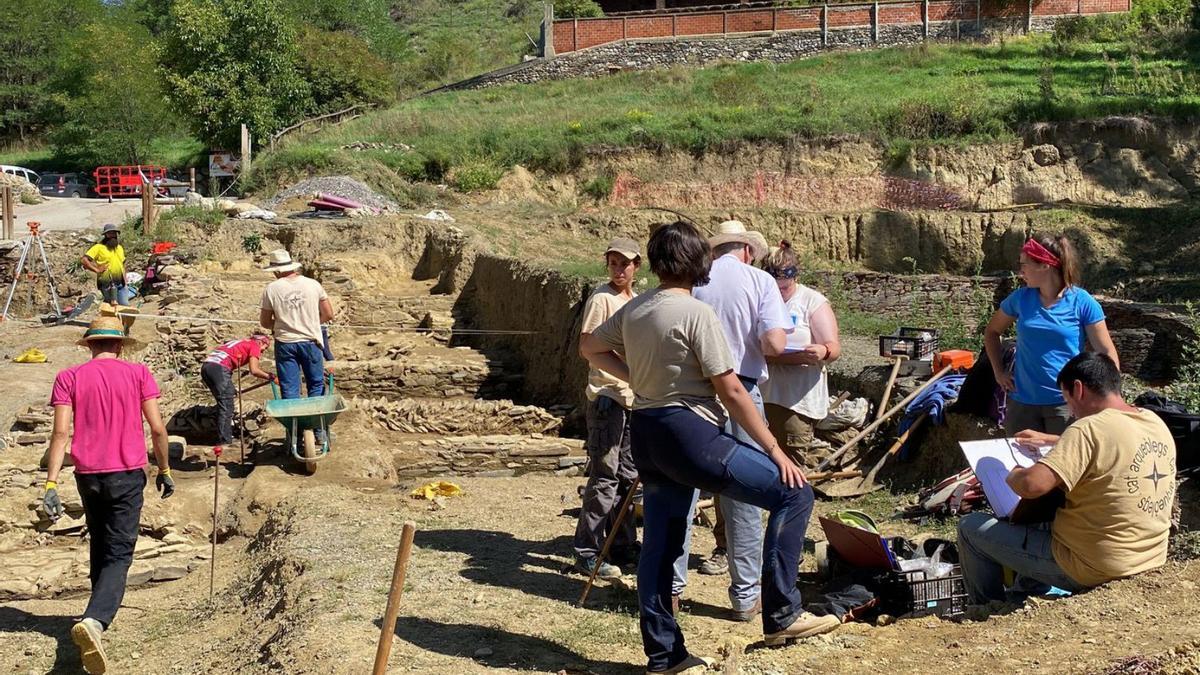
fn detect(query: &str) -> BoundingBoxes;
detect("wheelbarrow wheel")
[302,430,318,475]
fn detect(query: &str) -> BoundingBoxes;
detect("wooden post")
[1,187,13,240]
[141,188,151,236]
[372,522,417,675]
[821,3,828,45]
[542,2,556,58]
[240,124,252,177]
[189,167,196,193]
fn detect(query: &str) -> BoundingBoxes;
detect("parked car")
[1,165,40,186]
[37,172,93,198]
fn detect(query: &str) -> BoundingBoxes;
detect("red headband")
[1022,239,1061,268]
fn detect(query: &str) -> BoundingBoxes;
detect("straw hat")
[77,315,138,347]
[709,220,767,261]
[263,249,302,273]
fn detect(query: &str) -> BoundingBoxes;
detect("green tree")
[297,27,396,112]
[0,0,102,142]
[50,22,179,166]
[160,0,311,149]
[554,0,603,18]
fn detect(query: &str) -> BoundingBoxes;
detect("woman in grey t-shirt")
[582,221,839,673]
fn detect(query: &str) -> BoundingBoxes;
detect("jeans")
[956,512,1086,604]
[718,380,767,611]
[573,396,638,558]
[76,469,146,628]
[1004,398,1071,436]
[99,280,134,306]
[200,362,236,446]
[632,406,814,672]
[275,340,325,399]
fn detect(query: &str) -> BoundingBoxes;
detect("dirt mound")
[0,173,42,204]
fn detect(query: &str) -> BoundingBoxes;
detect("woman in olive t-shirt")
[581,221,838,674]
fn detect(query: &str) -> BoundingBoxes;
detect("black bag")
[1134,391,1200,470]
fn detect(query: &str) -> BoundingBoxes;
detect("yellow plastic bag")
[410,481,463,500]
[14,348,47,364]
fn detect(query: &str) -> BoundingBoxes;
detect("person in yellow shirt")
[81,223,132,306]
[957,352,1176,604]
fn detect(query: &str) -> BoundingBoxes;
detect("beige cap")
[605,237,640,260]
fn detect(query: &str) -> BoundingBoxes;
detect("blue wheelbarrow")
[265,373,347,475]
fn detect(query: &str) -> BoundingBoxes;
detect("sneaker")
[575,555,622,580]
[647,654,713,674]
[71,618,108,674]
[698,548,728,575]
[731,597,762,622]
[763,611,840,646]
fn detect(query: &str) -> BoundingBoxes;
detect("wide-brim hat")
[101,223,119,235]
[263,249,302,273]
[709,220,767,261]
[77,315,139,347]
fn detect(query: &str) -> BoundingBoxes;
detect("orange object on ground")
[934,349,975,372]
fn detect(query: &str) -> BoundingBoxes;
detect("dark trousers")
[76,469,146,628]
[573,396,637,558]
[632,407,814,672]
[200,362,236,446]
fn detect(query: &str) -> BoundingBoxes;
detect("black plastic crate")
[879,565,967,618]
[879,327,939,360]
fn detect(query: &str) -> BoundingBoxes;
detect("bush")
[296,27,396,113]
[450,160,503,192]
[554,0,603,18]
[581,173,615,200]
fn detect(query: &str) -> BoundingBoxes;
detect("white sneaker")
[71,618,108,674]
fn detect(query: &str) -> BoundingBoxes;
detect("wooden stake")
[189,167,197,193]
[1,187,13,240]
[814,365,953,473]
[209,446,221,600]
[876,356,905,422]
[579,476,640,606]
[372,521,417,675]
[237,368,245,464]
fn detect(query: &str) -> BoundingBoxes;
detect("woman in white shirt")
[760,241,842,467]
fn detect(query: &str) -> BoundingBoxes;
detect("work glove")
[43,482,65,521]
[156,469,175,499]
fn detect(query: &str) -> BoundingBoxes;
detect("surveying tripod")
[1,221,62,321]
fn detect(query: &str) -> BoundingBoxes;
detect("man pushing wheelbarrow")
[258,249,344,474]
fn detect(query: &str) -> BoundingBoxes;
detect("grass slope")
[255,30,1200,187]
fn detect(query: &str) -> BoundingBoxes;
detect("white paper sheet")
[959,438,1050,518]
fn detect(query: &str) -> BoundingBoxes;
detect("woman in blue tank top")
[983,234,1119,435]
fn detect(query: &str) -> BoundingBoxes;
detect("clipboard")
[959,438,1062,524]
[819,516,897,570]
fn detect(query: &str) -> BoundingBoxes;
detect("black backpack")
[1134,391,1200,470]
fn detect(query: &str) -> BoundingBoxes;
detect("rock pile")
[0,172,42,203]
[265,176,398,212]
[9,406,52,449]
[167,403,268,447]
[365,397,564,436]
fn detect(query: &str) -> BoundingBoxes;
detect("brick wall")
[550,0,1130,53]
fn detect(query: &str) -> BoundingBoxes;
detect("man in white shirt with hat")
[259,250,334,410]
[685,219,792,622]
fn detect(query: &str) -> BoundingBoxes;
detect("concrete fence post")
[542,2,555,57]
[923,0,930,38]
[821,3,828,45]
[1026,0,1033,32]
[873,1,879,42]
[977,0,982,31]
[622,15,627,40]
[722,11,728,34]
[671,13,677,37]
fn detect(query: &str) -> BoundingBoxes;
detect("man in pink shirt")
[201,329,276,450]
[41,316,173,675]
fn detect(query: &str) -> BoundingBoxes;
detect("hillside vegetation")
[253,1,1199,191]
[0,0,542,171]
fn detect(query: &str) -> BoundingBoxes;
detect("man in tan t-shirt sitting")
[259,250,334,405]
[957,352,1176,604]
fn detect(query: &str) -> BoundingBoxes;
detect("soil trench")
[0,204,1197,673]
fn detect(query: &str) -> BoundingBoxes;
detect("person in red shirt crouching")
[200,329,276,453]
